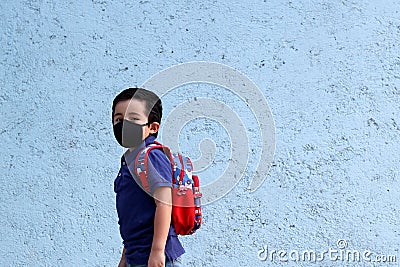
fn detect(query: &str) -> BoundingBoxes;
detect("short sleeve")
[146,148,172,194]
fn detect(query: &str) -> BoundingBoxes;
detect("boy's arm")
[148,186,172,267]
[118,247,126,267]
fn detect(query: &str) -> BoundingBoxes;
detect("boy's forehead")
[115,98,149,116]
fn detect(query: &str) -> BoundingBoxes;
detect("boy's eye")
[129,117,140,121]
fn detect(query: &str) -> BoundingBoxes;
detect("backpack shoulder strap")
[134,142,172,193]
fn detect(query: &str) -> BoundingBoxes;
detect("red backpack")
[134,141,202,235]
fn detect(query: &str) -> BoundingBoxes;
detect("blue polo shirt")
[114,135,185,265]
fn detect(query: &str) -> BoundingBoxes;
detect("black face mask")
[113,119,149,148]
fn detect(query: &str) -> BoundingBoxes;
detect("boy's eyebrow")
[127,111,145,117]
[114,112,142,117]
[127,112,142,116]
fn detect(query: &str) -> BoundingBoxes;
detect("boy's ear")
[148,122,160,134]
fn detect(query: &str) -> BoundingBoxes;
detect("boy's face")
[113,98,159,148]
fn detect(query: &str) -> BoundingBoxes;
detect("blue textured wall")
[1,0,399,266]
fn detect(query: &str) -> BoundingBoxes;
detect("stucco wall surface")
[1,0,399,266]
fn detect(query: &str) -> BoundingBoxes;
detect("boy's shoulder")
[143,136,168,158]
[138,139,173,193]
[139,136,172,175]
[145,141,171,171]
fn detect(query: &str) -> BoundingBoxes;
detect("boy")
[112,88,185,267]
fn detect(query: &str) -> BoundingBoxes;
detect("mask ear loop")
[132,121,150,127]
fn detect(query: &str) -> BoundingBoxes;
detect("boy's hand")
[117,258,126,267]
[148,249,165,267]
[118,247,126,267]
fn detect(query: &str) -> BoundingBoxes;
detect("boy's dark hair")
[112,87,162,138]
